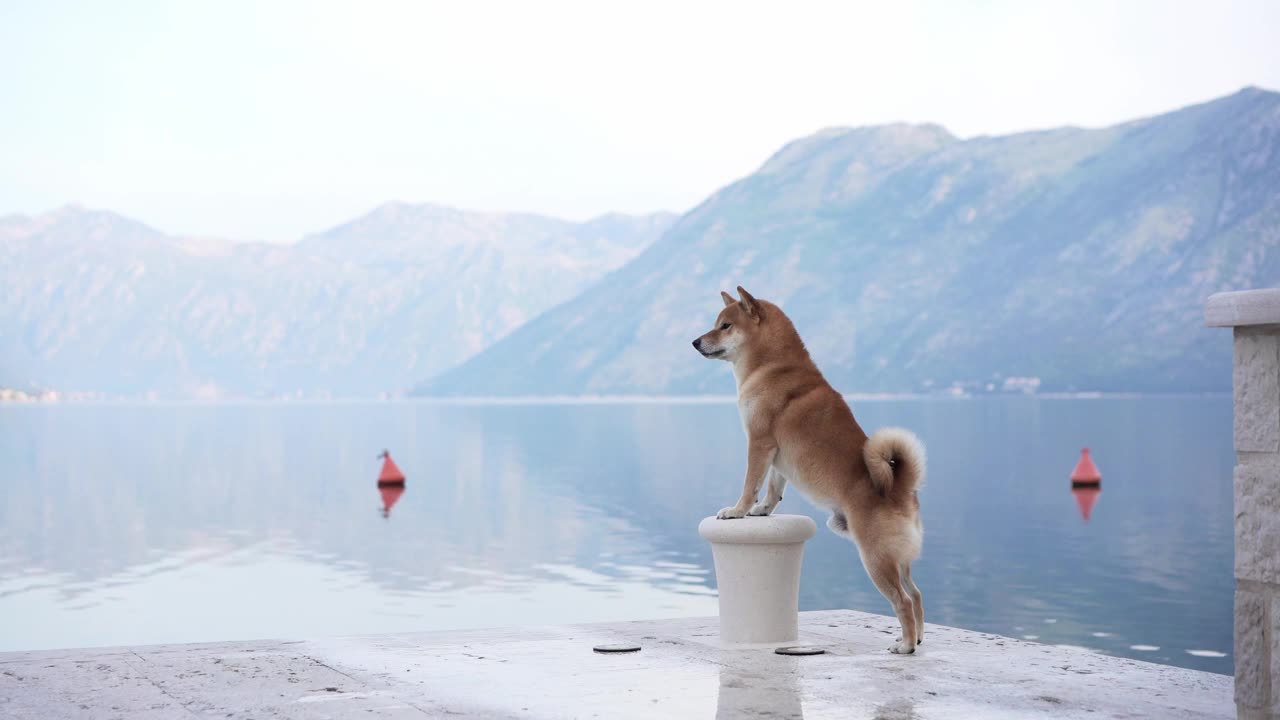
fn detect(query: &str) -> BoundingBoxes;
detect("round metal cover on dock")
[774,646,825,656]
[592,643,641,653]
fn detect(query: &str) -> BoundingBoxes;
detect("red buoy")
[1073,486,1100,521]
[378,450,405,486]
[1070,448,1101,487]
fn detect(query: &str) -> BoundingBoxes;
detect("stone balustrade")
[1207,288,1280,720]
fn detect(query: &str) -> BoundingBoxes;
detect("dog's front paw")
[716,506,746,520]
[888,640,916,655]
[746,501,774,516]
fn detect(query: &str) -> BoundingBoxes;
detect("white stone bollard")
[698,514,817,646]
[1206,288,1280,720]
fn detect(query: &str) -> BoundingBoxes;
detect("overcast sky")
[2,0,1278,242]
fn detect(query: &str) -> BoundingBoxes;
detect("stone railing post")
[698,514,816,646]
[1207,288,1280,720]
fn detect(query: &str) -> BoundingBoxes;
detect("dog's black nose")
[692,338,702,350]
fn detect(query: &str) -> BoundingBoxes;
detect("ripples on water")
[0,397,1233,674]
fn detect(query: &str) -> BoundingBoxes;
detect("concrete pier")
[0,609,1231,718]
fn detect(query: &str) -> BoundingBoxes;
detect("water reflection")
[379,484,404,518]
[1073,486,1101,521]
[716,662,804,719]
[0,398,1235,674]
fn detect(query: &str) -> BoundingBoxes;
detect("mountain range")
[4,88,1278,399]
[421,87,1280,396]
[0,203,673,396]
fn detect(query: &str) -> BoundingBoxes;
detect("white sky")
[2,0,1278,242]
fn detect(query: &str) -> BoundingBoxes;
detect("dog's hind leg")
[905,563,923,644]
[748,469,787,516]
[865,554,918,655]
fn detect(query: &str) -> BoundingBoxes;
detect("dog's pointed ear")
[736,286,759,320]
[720,291,736,307]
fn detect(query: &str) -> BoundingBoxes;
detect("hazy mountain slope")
[0,204,675,396]
[421,88,1280,396]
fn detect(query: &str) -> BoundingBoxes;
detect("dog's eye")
[719,323,731,331]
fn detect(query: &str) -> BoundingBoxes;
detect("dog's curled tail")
[864,427,926,497]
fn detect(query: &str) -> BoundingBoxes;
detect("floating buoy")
[1073,486,1100,522]
[377,450,405,486]
[376,450,405,519]
[1070,448,1101,487]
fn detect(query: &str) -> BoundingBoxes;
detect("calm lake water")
[0,397,1234,674]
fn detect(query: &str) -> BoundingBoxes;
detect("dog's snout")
[692,338,702,350]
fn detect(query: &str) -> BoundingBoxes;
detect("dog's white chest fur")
[732,360,808,498]
[733,363,752,434]
[736,392,755,436]
[737,388,799,483]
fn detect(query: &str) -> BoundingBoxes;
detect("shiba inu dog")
[692,287,927,654]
